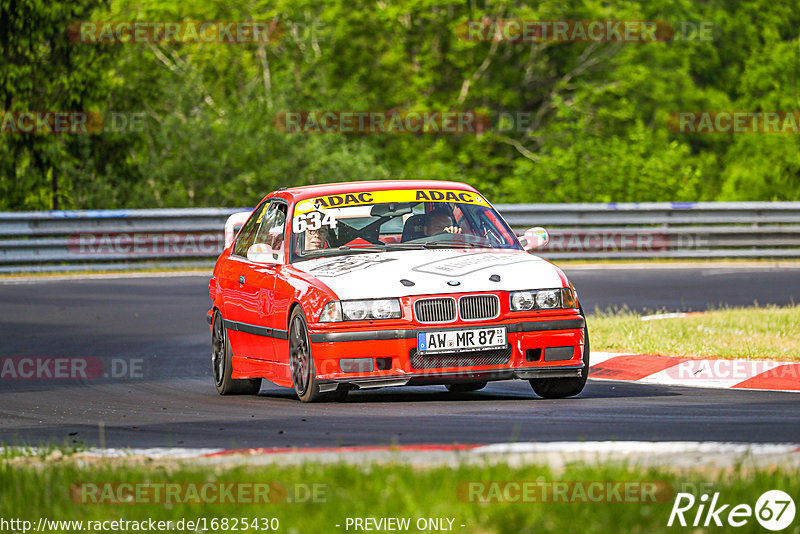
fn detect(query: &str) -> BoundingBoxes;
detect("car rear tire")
[212,310,262,395]
[445,382,487,393]
[529,320,590,399]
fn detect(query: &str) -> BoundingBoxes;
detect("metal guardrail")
[500,201,800,260]
[0,208,244,273]
[0,202,798,272]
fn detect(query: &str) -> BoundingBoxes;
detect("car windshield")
[290,187,521,260]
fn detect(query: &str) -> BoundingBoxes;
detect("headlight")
[535,289,560,309]
[510,288,576,311]
[319,299,401,322]
[510,291,535,311]
[370,299,398,319]
[343,300,369,321]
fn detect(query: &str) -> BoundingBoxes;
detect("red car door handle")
[239,275,245,284]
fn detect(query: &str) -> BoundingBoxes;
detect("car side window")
[254,202,288,251]
[232,201,269,257]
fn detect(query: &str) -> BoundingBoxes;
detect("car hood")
[292,249,564,299]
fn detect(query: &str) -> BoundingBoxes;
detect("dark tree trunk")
[52,168,59,210]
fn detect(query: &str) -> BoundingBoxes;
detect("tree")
[0,0,118,209]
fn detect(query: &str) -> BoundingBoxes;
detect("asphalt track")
[1,265,799,449]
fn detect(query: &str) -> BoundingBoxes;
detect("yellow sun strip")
[293,189,486,216]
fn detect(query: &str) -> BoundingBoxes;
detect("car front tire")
[529,321,590,399]
[289,307,332,402]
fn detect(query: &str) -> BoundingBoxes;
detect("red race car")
[208,180,588,402]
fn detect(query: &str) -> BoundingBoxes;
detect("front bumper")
[317,366,585,392]
[308,316,586,389]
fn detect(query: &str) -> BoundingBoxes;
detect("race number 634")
[292,212,337,233]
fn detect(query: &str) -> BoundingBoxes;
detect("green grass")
[589,304,800,361]
[1,442,86,461]
[1,459,797,533]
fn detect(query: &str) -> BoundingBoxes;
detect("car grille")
[414,298,457,323]
[409,345,512,369]
[459,295,500,321]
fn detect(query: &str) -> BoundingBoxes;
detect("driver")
[424,208,462,236]
[304,224,329,251]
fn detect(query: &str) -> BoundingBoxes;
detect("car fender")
[272,266,340,365]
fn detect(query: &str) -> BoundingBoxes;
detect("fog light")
[340,358,373,373]
[544,347,574,361]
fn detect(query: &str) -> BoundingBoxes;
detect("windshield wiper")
[380,243,428,250]
[421,241,484,248]
[332,244,388,251]
[301,244,389,258]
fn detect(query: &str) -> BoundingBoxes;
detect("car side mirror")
[247,243,284,264]
[224,211,252,248]
[520,227,549,251]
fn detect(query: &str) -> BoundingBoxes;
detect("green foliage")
[2,0,799,208]
[0,0,120,209]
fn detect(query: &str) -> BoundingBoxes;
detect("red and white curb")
[589,352,800,392]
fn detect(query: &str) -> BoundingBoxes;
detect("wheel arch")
[287,301,304,330]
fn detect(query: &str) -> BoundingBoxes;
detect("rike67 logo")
[668,490,796,530]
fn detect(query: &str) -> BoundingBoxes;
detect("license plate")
[417,327,506,355]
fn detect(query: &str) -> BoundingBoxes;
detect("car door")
[234,200,288,362]
[222,200,269,360]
